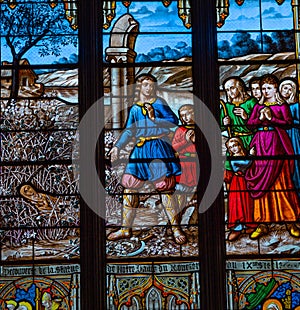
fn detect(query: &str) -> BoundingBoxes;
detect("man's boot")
[107,189,138,241]
[161,192,187,245]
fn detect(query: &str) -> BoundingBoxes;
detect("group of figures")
[5,291,61,310]
[221,74,300,241]
[107,73,197,245]
[106,72,300,245]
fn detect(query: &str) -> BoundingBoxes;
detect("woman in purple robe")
[245,74,300,239]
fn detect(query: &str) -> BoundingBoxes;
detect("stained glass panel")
[103,0,198,262]
[218,1,300,307]
[103,1,191,63]
[0,1,78,65]
[218,0,300,254]
[0,0,80,303]
[107,262,200,309]
[1,130,76,162]
[0,263,80,309]
[217,0,295,60]
[226,259,300,309]
[102,1,192,33]
[2,227,79,261]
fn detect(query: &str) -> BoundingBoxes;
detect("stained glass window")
[218,0,300,308]
[102,2,202,308]
[8,0,300,308]
[0,0,80,307]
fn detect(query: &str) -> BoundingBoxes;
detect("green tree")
[271,30,295,52]
[231,32,259,56]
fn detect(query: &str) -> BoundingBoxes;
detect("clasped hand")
[259,107,272,121]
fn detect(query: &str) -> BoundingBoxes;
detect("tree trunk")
[10,57,20,100]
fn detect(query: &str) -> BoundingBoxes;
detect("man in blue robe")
[108,73,186,244]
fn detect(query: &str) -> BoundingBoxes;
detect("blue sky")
[0,0,294,65]
[103,1,191,57]
[216,0,294,55]
[218,0,293,32]
[1,1,190,65]
[104,1,191,33]
[0,37,78,66]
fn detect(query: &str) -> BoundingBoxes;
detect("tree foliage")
[0,0,77,98]
[1,1,77,59]
[218,31,295,59]
[135,41,192,62]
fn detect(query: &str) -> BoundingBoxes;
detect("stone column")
[292,0,300,92]
[105,14,139,129]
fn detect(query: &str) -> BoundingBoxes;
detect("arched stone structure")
[105,14,139,128]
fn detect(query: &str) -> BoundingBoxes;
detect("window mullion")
[79,0,106,309]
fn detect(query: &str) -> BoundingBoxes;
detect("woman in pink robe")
[245,74,300,239]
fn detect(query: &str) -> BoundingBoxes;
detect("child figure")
[225,137,256,241]
[172,104,198,224]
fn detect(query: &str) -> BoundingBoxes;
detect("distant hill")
[37,69,78,87]
[36,52,297,103]
[219,52,296,87]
